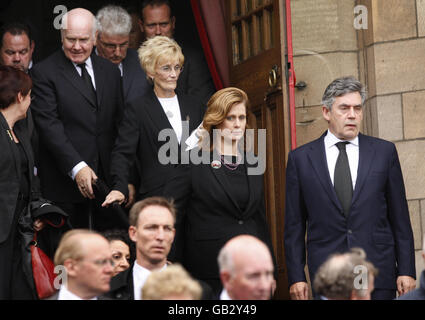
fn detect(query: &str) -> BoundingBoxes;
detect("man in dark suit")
[95,5,150,208]
[284,76,416,300]
[104,197,213,300]
[138,0,215,105]
[30,8,125,230]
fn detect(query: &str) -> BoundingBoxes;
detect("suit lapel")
[351,133,375,205]
[91,54,104,107]
[0,114,20,178]
[121,57,133,101]
[307,133,342,211]
[14,121,34,186]
[59,51,97,108]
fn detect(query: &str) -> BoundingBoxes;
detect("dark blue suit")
[284,132,415,292]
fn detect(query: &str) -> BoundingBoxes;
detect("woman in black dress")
[0,66,44,299]
[163,87,275,295]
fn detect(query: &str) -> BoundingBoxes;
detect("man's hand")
[397,276,416,296]
[75,166,98,199]
[125,184,136,209]
[102,190,125,207]
[289,282,309,300]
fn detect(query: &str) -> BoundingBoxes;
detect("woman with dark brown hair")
[0,65,58,299]
[163,87,275,295]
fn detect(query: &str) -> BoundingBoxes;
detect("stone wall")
[291,0,425,287]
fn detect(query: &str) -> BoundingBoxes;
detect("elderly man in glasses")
[95,5,149,104]
[48,229,114,300]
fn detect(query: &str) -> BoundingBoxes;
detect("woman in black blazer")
[163,87,274,295]
[0,66,43,299]
[103,36,204,207]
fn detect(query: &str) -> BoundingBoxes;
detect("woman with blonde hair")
[103,36,204,207]
[163,87,275,295]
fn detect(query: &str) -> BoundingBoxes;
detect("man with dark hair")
[137,0,215,105]
[0,22,34,73]
[104,196,212,300]
[284,76,416,300]
[313,248,378,300]
[30,8,124,231]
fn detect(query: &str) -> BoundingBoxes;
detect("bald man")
[49,230,114,300]
[30,8,125,231]
[217,235,275,300]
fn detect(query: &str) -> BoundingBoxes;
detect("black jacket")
[30,50,124,202]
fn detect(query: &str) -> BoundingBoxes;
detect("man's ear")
[220,271,231,288]
[128,226,137,243]
[63,258,78,278]
[322,106,331,122]
[94,31,99,46]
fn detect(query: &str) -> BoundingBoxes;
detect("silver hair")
[321,76,367,110]
[96,5,132,36]
[61,11,97,39]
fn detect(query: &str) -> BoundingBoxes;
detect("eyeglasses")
[158,64,183,75]
[98,38,129,51]
[82,258,115,268]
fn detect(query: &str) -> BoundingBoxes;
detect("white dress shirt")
[219,289,232,300]
[57,285,98,300]
[67,56,96,180]
[158,95,183,144]
[324,130,359,190]
[133,262,167,300]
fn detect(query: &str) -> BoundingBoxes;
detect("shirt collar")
[133,261,167,280]
[219,289,232,300]
[325,129,359,149]
[58,285,98,300]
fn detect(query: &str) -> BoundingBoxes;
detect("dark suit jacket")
[0,113,38,243]
[284,132,416,290]
[121,48,150,104]
[110,89,204,198]
[177,44,216,106]
[30,50,124,203]
[163,149,274,282]
[103,264,214,300]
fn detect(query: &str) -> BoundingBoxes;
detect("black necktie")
[334,142,353,217]
[78,63,97,103]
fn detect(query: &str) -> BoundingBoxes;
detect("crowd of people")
[0,0,422,301]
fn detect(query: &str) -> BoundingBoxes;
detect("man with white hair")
[95,5,149,103]
[398,236,425,300]
[30,8,125,231]
[218,235,275,300]
[313,247,378,300]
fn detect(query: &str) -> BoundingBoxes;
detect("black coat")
[110,89,204,198]
[0,113,69,299]
[163,149,274,282]
[121,48,150,104]
[30,50,124,202]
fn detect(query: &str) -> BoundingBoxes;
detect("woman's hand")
[33,219,45,232]
[102,190,125,207]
